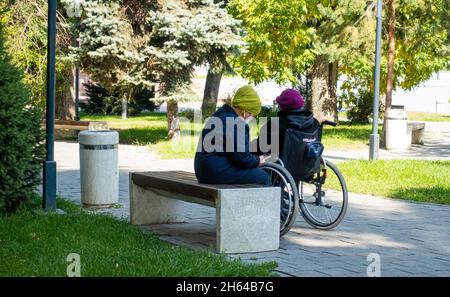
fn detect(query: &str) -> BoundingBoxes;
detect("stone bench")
[54,120,109,140]
[407,121,426,145]
[55,120,109,131]
[129,171,280,254]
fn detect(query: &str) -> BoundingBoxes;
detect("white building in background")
[392,71,450,114]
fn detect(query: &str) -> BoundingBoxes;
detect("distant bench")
[129,171,280,254]
[53,120,109,140]
[407,121,425,145]
[54,120,109,131]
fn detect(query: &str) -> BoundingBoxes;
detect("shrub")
[345,89,374,124]
[179,108,195,122]
[340,74,384,124]
[81,82,118,115]
[81,82,159,115]
[258,106,278,119]
[0,23,45,214]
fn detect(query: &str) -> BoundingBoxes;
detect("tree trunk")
[167,100,180,140]
[382,0,396,148]
[201,67,222,119]
[328,61,339,122]
[55,67,75,120]
[310,55,338,122]
[385,0,396,110]
[121,92,128,120]
[298,73,312,108]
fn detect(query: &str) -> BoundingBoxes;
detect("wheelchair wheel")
[260,163,299,236]
[299,159,348,230]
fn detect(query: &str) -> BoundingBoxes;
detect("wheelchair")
[260,121,348,236]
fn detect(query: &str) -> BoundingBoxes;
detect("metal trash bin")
[79,130,119,208]
[385,105,409,150]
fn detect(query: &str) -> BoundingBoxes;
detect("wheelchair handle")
[321,120,337,127]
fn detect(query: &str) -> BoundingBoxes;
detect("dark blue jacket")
[194,104,261,184]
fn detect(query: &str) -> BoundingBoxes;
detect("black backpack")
[279,113,324,182]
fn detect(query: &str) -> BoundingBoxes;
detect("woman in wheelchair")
[256,89,348,234]
[255,88,317,158]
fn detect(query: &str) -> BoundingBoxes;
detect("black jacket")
[256,108,316,156]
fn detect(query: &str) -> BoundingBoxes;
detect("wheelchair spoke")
[260,163,299,236]
[325,208,332,224]
[299,159,348,229]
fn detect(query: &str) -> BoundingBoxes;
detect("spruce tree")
[67,0,147,119]
[145,0,243,137]
[66,0,243,128]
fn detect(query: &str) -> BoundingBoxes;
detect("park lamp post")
[74,0,81,121]
[369,0,383,161]
[43,0,57,211]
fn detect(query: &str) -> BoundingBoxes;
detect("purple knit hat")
[276,89,305,110]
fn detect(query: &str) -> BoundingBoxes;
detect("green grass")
[328,160,450,204]
[0,198,276,277]
[82,112,169,146]
[407,112,450,122]
[339,110,450,123]
[82,112,377,159]
[321,122,380,150]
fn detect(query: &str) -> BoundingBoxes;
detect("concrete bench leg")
[130,177,184,225]
[216,187,280,254]
[412,129,425,145]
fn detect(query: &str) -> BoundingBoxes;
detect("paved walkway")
[324,122,450,161]
[54,124,450,277]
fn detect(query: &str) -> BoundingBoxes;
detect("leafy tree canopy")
[228,0,323,85]
[0,0,72,108]
[229,0,449,92]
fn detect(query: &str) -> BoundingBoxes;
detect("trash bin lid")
[385,108,407,120]
[79,130,119,145]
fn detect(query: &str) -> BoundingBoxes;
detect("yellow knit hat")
[231,85,262,116]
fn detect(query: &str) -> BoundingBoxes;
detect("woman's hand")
[258,154,271,166]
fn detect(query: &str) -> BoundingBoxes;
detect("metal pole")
[43,0,57,211]
[75,15,80,121]
[369,0,383,161]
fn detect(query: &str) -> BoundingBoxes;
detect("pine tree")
[0,22,45,214]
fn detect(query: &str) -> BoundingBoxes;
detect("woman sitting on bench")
[194,85,270,185]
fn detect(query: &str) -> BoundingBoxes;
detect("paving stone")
[52,140,450,277]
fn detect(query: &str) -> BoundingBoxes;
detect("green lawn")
[82,112,377,159]
[339,110,450,123]
[322,122,380,150]
[407,112,450,122]
[329,160,450,205]
[0,198,276,277]
[81,112,170,146]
